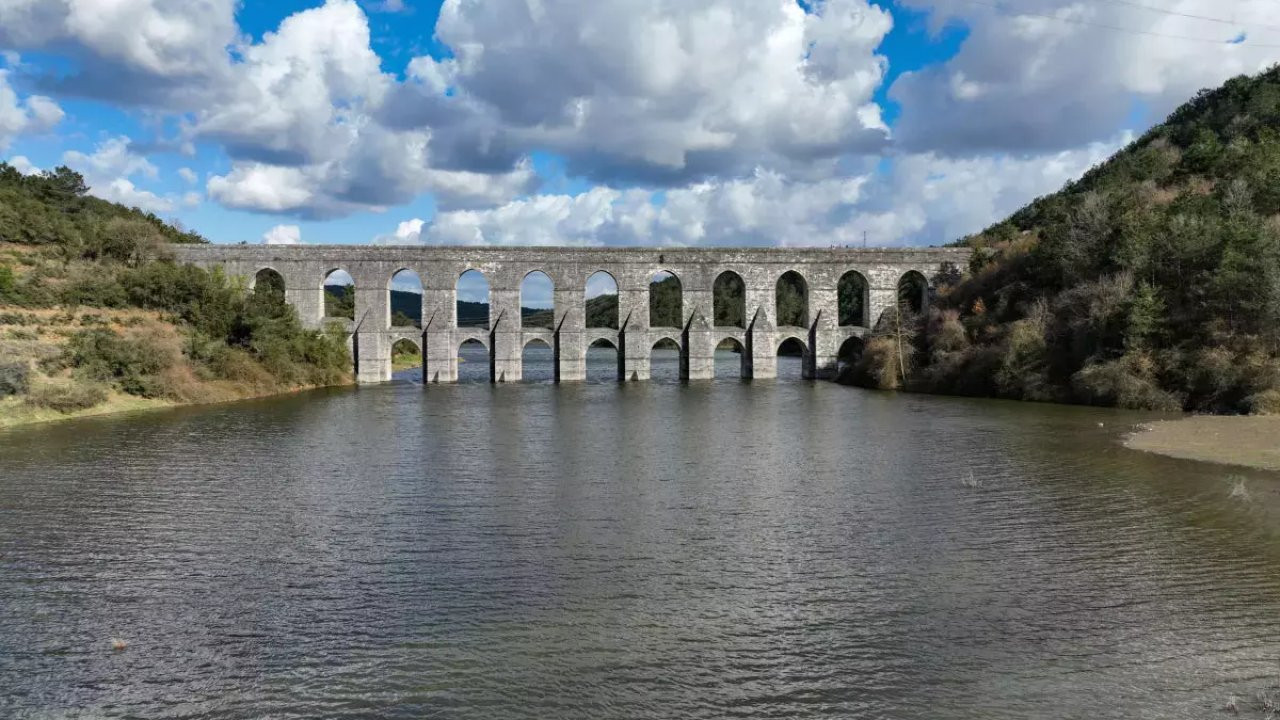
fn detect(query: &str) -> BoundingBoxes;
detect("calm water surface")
[2,349,1279,719]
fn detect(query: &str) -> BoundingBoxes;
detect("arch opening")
[713,271,746,328]
[253,268,285,300]
[323,269,355,321]
[899,271,929,315]
[776,337,808,381]
[521,271,555,330]
[650,337,681,382]
[390,269,423,329]
[715,337,747,380]
[649,271,682,329]
[457,338,491,383]
[838,271,869,327]
[776,271,809,328]
[586,271,619,329]
[392,338,423,376]
[586,337,621,383]
[457,270,490,329]
[522,338,555,383]
[837,336,865,378]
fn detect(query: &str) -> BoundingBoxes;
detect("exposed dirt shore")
[1125,415,1280,471]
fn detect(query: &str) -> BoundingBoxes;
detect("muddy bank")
[1125,415,1280,471]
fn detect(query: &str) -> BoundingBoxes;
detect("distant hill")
[850,66,1280,414]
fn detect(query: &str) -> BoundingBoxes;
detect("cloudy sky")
[2,0,1278,249]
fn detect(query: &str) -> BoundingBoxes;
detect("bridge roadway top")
[170,243,970,269]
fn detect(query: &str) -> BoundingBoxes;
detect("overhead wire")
[954,0,1280,49]
[1092,0,1280,34]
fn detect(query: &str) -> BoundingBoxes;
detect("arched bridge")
[170,245,970,384]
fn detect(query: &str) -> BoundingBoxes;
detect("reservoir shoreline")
[1124,415,1280,472]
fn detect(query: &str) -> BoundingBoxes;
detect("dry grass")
[0,306,348,431]
[0,392,170,430]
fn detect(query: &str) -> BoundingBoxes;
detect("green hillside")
[0,164,351,426]
[851,67,1280,414]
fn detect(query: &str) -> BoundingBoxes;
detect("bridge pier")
[491,281,522,383]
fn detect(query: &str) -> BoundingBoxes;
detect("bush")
[1071,355,1183,410]
[1245,389,1280,415]
[846,336,906,390]
[0,264,15,302]
[0,361,30,397]
[24,380,108,413]
[63,328,176,398]
[59,268,129,308]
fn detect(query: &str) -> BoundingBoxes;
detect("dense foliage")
[649,275,682,328]
[0,164,205,253]
[855,67,1280,414]
[0,164,351,414]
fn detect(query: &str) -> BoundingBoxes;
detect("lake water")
[2,349,1279,719]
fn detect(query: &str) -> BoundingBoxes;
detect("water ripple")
[2,370,1279,719]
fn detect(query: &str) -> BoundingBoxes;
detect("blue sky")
[2,0,1276,250]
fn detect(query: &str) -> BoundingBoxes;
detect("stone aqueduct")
[171,245,970,384]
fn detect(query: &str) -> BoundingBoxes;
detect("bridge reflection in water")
[171,244,969,384]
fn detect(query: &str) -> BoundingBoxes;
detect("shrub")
[86,217,170,267]
[0,264,15,302]
[1244,389,1280,415]
[847,336,907,390]
[59,268,129,308]
[0,361,30,397]
[1071,354,1183,410]
[63,328,176,398]
[24,380,108,413]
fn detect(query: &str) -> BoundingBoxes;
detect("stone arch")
[322,268,355,321]
[586,270,619,329]
[649,336,682,382]
[521,270,555,330]
[776,270,809,328]
[837,270,869,327]
[252,267,285,297]
[776,335,809,355]
[585,333,619,350]
[457,337,492,383]
[458,335,489,353]
[715,336,748,379]
[587,337,622,382]
[521,337,555,383]
[388,268,423,329]
[898,270,929,315]
[457,269,490,329]
[713,270,746,328]
[391,337,423,373]
[836,335,865,376]
[776,335,811,380]
[649,270,682,329]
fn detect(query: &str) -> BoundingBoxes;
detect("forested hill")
[0,165,206,248]
[856,66,1280,414]
[0,164,351,425]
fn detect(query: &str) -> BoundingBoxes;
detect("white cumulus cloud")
[390,0,893,185]
[891,0,1280,154]
[263,224,302,245]
[62,136,176,213]
[0,69,63,150]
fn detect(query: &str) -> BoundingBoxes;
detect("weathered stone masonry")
[170,245,970,384]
